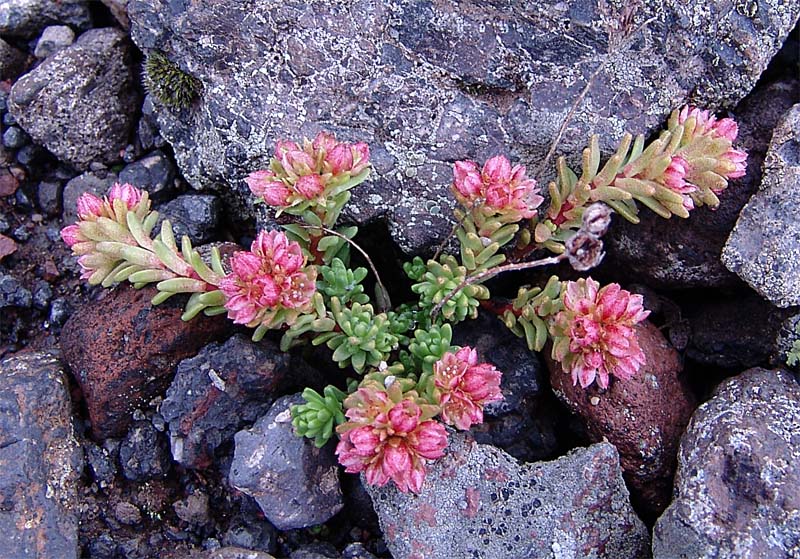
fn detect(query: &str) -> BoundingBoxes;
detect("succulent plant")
[291,386,347,447]
[411,255,489,323]
[313,297,399,373]
[318,257,369,305]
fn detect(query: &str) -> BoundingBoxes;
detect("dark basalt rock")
[452,309,559,462]
[160,334,290,469]
[0,352,83,559]
[229,394,344,530]
[9,28,139,171]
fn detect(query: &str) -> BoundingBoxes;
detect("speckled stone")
[8,28,139,170]
[723,103,800,307]
[229,395,343,530]
[0,352,83,559]
[367,433,649,559]
[653,368,800,558]
[128,0,799,254]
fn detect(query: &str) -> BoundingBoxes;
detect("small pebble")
[114,501,142,525]
[11,224,29,241]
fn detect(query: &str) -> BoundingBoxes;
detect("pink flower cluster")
[336,383,448,493]
[433,347,502,430]
[678,106,747,180]
[246,132,370,207]
[452,155,544,220]
[550,278,650,390]
[219,230,316,327]
[61,183,145,280]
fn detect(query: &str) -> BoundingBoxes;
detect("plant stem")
[301,225,392,312]
[430,253,567,321]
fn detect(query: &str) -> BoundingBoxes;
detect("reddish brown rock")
[548,320,695,519]
[0,233,16,261]
[61,284,230,439]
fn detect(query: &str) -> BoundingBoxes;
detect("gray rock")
[341,544,377,559]
[62,171,118,224]
[206,548,277,559]
[31,279,52,310]
[101,0,130,30]
[604,76,800,289]
[9,28,139,171]
[222,514,278,554]
[119,421,171,481]
[128,0,799,254]
[0,37,26,81]
[229,394,344,530]
[686,292,789,369]
[173,491,210,525]
[2,125,28,149]
[0,272,32,308]
[119,149,176,199]
[114,501,142,525]
[160,334,290,469]
[452,310,559,462]
[0,0,91,38]
[653,368,800,558]
[49,297,72,326]
[0,352,83,559]
[723,104,800,307]
[367,433,649,559]
[290,544,339,559]
[37,180,62,216]
[34,25,76,58]
[157,194,221,245]
[84,442,117,489]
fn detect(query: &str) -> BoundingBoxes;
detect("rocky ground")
[0,1,799,559]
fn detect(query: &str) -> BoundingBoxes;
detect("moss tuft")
[143,50,202,109]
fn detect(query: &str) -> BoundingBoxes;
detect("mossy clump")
[143,50,202,109]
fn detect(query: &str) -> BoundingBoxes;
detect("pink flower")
[433,347,503,430]
[453,161,482,199]
[219,230,315,326]
[350,142,370,175]
[312,131,338,154]
[336,383,448,494]
[678,106,739,143]
[550,278,650,390]
[721,148,747,179]
[451,155,543,220]
[107,183,143,210]
[60,224,81,247]
[295,174,325,199]
[246,170,291,206]
[76,192,104,221]
[248,132,371,208]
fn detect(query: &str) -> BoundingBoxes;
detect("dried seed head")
[581,203,613,237]
[566,231,605,271]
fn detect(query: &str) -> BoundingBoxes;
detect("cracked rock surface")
[128,0,799,254]
[0,351,83,559]
[367,433,650,559]
[723,103,800,307]
[653,368,800,558]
